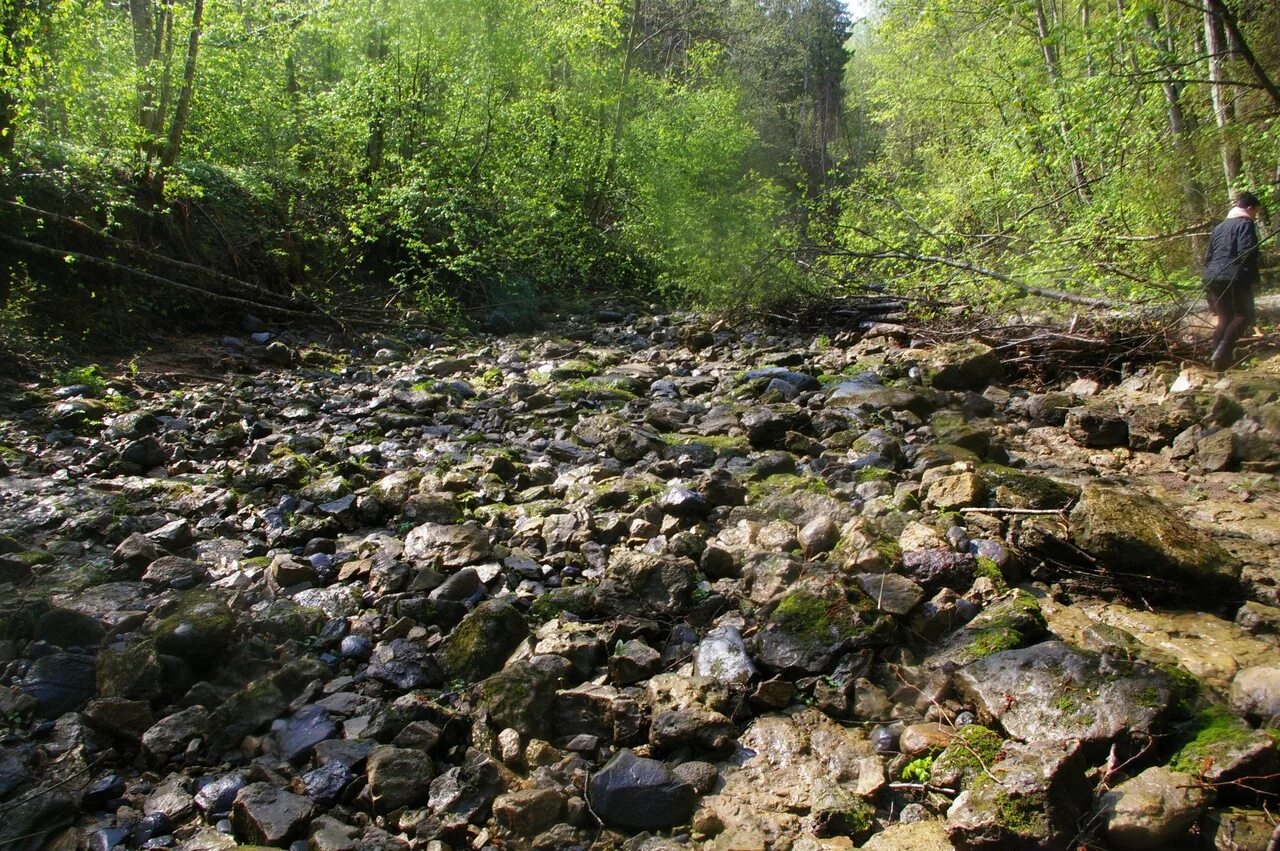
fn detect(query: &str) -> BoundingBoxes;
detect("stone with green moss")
[977,464,1080,510]
[97,640,162,701]
[1168,706,1278,782]
[954,640,1174,746]
[754,587,893,674]
[810,785,876,840]
[439,599,528,683]
[1070,483,1241,593]
[549,359,600,380]
[946,738,1089,849]
[474,659,564,740]
[153,591,236,668]
[926,589,1047,669]
[930,725,1004,790]
[929,411,993,457]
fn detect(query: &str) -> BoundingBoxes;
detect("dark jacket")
[1203,216,1260,287]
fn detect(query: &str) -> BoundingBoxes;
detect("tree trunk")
[1034,0,1089,201]
[1144,10,1206,221]
[1203,0,1241,195]
[1205,0,1280,114]
[158,0,204,174]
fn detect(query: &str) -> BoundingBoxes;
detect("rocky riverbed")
[2,309,1280,851]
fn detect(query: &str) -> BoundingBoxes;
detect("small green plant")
[901,754,934,783]
[52,363,107,392]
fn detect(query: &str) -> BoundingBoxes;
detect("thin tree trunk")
[1204,0,1280,113]
[158,0,204,173]
[1145,10,1206,220]
[1203,0,1241,194]
[0,0,25,155]
[599,0,641,215]
[1034,0,1089,200]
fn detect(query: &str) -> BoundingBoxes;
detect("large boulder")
[588,749,696,832]
[1069,484,1241,595]
[692,708,883,845]
[954,641,1174,747]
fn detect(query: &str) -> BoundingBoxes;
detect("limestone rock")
[954,640,1173,746]
[403,522,491,568]
[1230,665,1280,721]
[1099,766,1211,850]
[693,708,884,845]
[945,739,1089,849]
[1069,484,1241,593]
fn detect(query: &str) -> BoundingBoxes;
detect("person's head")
[1234,190,1262,215]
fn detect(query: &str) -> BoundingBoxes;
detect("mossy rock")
[978,464,1080,510]
[153,591,236,668]
[930,725,1005,790]
[1169,706,1278,782]
[661,433,751,458]
[927,589,1047,668]
[0,596,53,641]
[549,359,600,380]
[1070,483,1241,595]
[97,640,163,701]
[529,586,598,623]
[754,587,893,674]
[249,599,326,642]
[474,659,563,740]
[439,600,529,683]
[930,411,993,457]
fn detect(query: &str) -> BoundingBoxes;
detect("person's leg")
[1212,281,1250,370]
[1206,282,1230,353]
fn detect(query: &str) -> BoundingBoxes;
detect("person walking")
[1203,191,1263,371]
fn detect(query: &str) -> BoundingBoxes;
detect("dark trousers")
[1205,278,1255,364]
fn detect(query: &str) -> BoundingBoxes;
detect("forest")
[0,0,1277,351]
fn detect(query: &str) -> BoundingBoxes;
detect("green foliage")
[52,363,106,392]
[900,753,934,783]
[833,0,1280,307]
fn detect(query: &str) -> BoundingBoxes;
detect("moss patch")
[1170,706,1260,776]
[771,590,877,646]
[746,473,830,502]
[661,432,751,456]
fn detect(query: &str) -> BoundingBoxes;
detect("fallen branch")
[959,507,1071,515]
[821,247,1117,309]
[0,234,330,322]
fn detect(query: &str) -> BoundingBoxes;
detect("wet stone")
[278,704,336,764]
[195,772,248,817]
[231,782,314,846]
[20,651,96,718]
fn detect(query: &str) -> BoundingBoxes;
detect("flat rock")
[1099,766,1211,850]
[954,640,1172,746]
[693,708,883,845]
[403,522,492,568]
[1069,484,1241,594]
